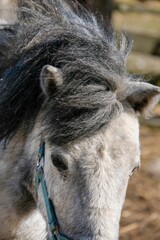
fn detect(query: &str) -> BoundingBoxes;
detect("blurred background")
[0,0,160,239]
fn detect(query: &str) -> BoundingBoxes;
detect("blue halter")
[36,142,70,240]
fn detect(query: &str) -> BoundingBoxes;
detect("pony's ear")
[40,65,63,96]
[127,82,160,116]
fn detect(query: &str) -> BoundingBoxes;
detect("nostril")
[51,153,68,172]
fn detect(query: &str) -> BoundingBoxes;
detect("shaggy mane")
[0,0,132,144]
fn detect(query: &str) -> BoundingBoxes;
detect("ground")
[120,112,160,240]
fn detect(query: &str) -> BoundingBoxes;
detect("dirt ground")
[120,110,160,240]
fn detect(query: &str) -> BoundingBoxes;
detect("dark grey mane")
[0,0,132,144]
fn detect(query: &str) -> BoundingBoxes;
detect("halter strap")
[36,141,70,240]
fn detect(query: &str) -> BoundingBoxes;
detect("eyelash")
[129,166,139,178]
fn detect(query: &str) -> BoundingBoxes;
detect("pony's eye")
[51,154,68,172]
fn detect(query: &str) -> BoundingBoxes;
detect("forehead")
[107,109,139,143]
[67,108,139,156]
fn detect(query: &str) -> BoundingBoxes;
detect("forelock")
[0,0,133,143]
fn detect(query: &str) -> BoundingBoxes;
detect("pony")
[0,0,159,239]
